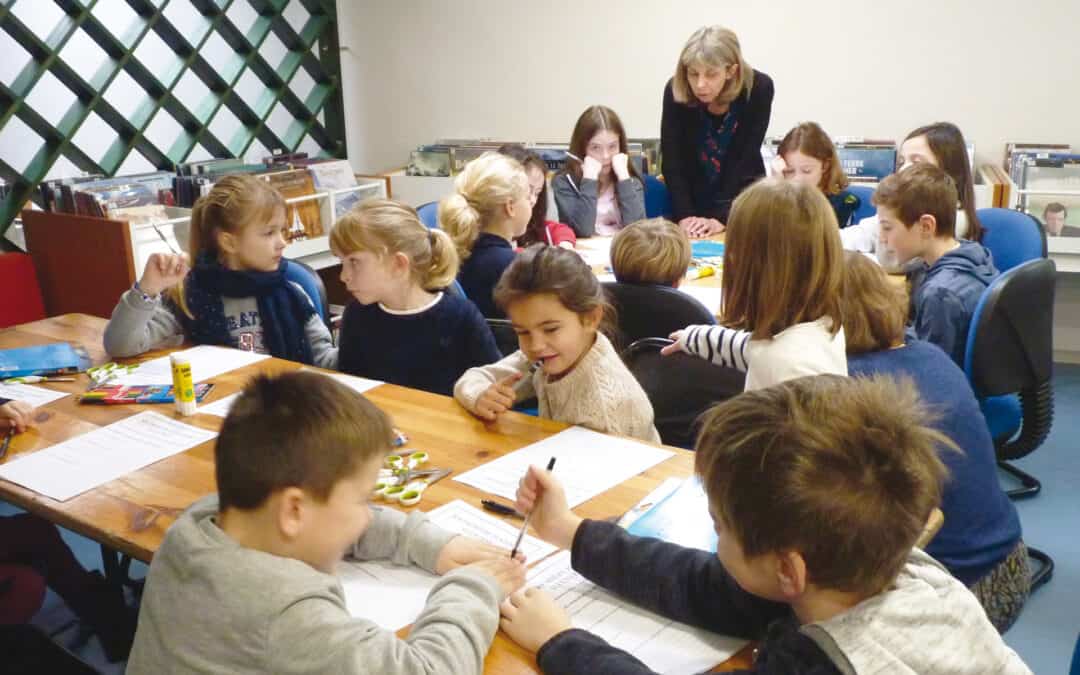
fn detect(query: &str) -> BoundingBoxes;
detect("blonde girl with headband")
[439,152,533,318]
[332,199,501,396]
[104,174,336,367]
[454,245,660,443]
[662,25,774,238]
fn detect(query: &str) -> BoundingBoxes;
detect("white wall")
[337,0,1080,174]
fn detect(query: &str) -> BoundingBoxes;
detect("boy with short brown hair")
[128,371,525,675]
[610,217,692,287]
[500,375,1031,674]
[873,163,998,366]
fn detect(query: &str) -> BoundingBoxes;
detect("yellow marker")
[687,265,715,280]
[170,354,197,416]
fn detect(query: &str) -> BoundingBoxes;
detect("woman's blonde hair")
[438,152,527,261]
[170,173,285,318]
[330,198,459,291]
[671,25,753,106]
[777,122,849,195]
[721,178,843,340]
[840,250,908,354]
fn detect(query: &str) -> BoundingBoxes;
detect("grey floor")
[3,366,1080,673]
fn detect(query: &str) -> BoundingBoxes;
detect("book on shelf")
[406,148,453,177]
[1004,142,1072,184]
[836,141,897,183]
[629,137,661,175]
[306,159,362,217]
[263,169,323,240]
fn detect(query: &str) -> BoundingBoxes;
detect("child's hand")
[461,556,526,600]
[516,464,582,551]
[435,535,525,575]
[0,401,35,432]
[138,253,189,297]
[474,373,521,421]
[771,155,791,178]
[611,153,630,181]
[500,588,572,653]
[582,156,603,181]
[660,330,689,356]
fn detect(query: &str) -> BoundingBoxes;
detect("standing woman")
[661,25,774,238]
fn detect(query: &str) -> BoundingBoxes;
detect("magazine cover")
[307,159,361,217]
[263,169,323,239]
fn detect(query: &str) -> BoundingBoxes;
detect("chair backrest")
[417,201,439,229]
[847,184,877,224]
[964,257,1056,397]
[603,282,715,348]
[643,175,672,219]
[622,337,745,448]
[976,208,1047,272]
[486,318,519,357]
[284,259,328,322]
[0,252,47,327]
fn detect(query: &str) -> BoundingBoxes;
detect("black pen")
[481,499,524,520]
[0,428,14,462]
[510,456,556,559]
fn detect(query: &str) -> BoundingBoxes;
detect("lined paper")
[0,411,217,501]
[0,382,70,406]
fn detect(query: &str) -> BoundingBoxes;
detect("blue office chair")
[964,257,1056,499]
[977,208,1046,272]
[417,201,439,229]
[964,257,1057,591]
[847,184,877,224]
[643,175,672,219]
[284,259,328,324]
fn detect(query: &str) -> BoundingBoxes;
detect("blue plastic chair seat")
[979,393,1021,443]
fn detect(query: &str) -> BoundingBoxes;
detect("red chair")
[0,253,47,327]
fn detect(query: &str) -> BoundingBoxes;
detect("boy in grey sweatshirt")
[127,371,525,675]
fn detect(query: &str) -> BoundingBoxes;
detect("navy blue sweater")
[828,189,860,229]
[457,233,515,318]
[909,241,998,366]
[849,340,1022,585]
[337,292,501,396]
[537,520,839,675]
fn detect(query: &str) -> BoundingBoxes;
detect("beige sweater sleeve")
[453,350,534,413]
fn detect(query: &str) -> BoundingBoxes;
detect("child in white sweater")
[663,178,847,390]
[454,245,660,443]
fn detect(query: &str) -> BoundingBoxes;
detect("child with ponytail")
[333,199,501,396]
[439,152,533,318]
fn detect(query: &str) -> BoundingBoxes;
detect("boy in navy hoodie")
[873,164,998,366]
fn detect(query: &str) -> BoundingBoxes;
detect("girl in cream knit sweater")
[454,245,660,443]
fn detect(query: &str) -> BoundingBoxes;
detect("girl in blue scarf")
[103,174,336,367]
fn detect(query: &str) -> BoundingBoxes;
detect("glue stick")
[170,353,197,416]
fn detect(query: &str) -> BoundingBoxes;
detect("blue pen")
[0,428,14,462]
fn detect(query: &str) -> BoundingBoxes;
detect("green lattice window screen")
[0,0,346,237]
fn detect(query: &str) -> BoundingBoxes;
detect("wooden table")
[0,314,752,672]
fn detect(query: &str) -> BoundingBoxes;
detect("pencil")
[152,224,179,255]
[0,428,14,462]
[510,456,556,559]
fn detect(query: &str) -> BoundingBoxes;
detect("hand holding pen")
[512,457,583,553]
[0,400,36,461]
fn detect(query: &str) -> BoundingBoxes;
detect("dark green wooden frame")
[0,0,346,238]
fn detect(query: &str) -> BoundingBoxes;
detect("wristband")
[133,280,159,303]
